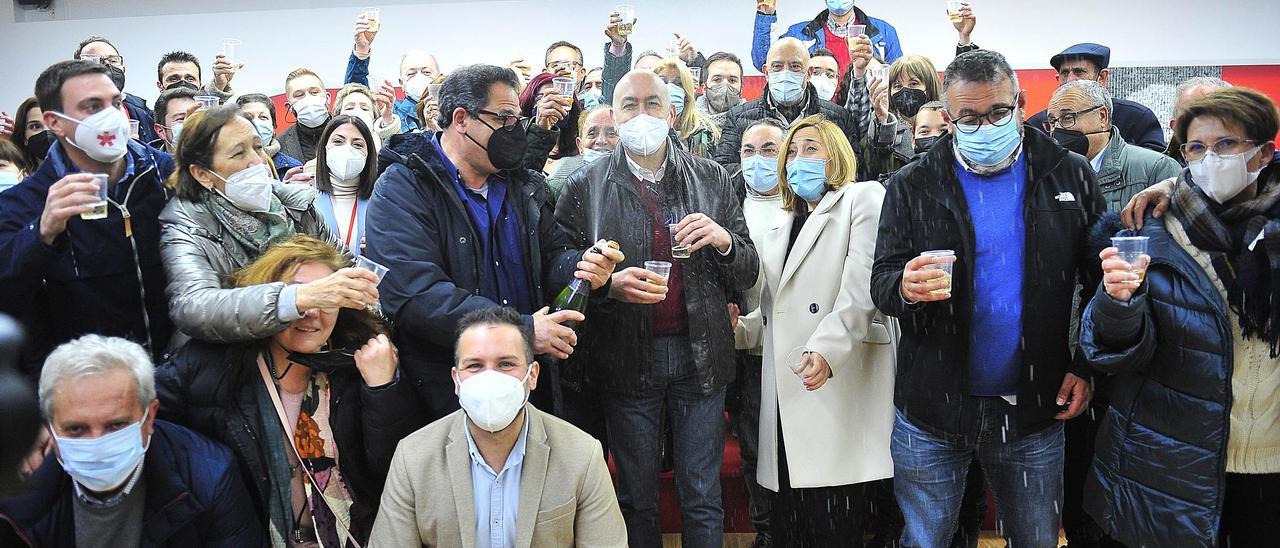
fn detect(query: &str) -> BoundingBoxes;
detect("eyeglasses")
[1180,137,1258,162]
[549,60,583,71]
[476,109,529,129]
[1043,105,1102,130]
[740,145,779,158]
[946,105,1017,133]
[82,54,125,68]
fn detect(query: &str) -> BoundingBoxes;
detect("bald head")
[612,70,675,140]
[766,37,810,73]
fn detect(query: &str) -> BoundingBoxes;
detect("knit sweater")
[1167,215,1280,473]
[740,191,787,356]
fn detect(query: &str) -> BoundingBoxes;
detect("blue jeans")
[892,398,1064,548]
[606,335,726,548]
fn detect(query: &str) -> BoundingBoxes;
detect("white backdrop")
[2,0,1279,110]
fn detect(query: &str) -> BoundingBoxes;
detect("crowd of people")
[0,1,1276,547]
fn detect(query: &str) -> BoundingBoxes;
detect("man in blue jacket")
[751,0,903,74]
[0,60,175,365]
[0,335,263,547]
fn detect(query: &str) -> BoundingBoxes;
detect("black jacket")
[155,340,426,543]
[0,421,265,547]
[364,132,580,420]
[715,84,862,177]
[1028,97,1166,153]
[124,92,160,145]
[277,121,325,163]
[871,128,1105,438]
[555,142,758,395]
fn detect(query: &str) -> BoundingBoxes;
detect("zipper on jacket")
[113,163,158,355]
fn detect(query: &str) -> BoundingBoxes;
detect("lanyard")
[343,200,359,249]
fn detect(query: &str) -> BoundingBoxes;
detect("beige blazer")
[368,405,626,547]
[735,181,899,490]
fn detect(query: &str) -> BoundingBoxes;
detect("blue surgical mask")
[667,82,687,116]
[0,171,21,193]
[786,157,829,203]
[827,0,855,16]
[953,113,1023,166]
[578,89,604,111]
[168,122,183,145]
[253,120,275,145]
[53,409,150,492]
[742,154,778,193]
[582,147,609,164]
[767,70,806,106]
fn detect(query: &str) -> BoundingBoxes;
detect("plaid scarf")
[206,189,295,256]
[1172,163,1280,356]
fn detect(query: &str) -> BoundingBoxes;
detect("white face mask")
[456,368,531,433]
[0,171,21,193]
[53,409,151,493]
[403,74,430,102]
[582,147,609,164]
[211,163,275,212]
[52,108,131,163]
[1189,145,1264,204]
[618,113,670,156]
[292,95,330,128]
[326,144,367,181]
[810,75,837,102]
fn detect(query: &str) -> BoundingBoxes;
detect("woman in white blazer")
[734,115,898,547]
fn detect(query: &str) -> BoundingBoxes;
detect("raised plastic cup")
[615,5,636,37]
[220,39,241,65]
[81,173,109,220]
[921,249,956,296]
[668,224,691,259]
[128,120,140,139]
[688,66,702,85]
[785,346,810,377]
[427,83,443,100]
[644,260,672,282]
[552,77,576,98]
[947,0,965,23]
[850,24,867,38]
[195,95,220,109]
[355,255,390,285]
[364,7,381,31]
[872,65,891,83]
[1112,236,1151,283]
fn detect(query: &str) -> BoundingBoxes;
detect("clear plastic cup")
[427,83,443,100]
[688,66,702,85]
[1111,236,1151,283]
[364,7,381,31]
[644,260,672,282]
[921,250,956,296]
[784,346,810,377]
[128,120,140,139]
[355,255,390,285]
[195,95,220,109]
[947,0,965,23]
[850,24,867,37]
[552,76,576,98]
[668,224,691,259]
[220,39,241,65]
[81,173,109,220]
[615,4,636,37]
[872,65,891,83]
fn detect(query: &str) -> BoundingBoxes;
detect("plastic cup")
[355,255,390,285]
[784,346,810,377]
[427,83,443,100]
[1112,236,1151,283]
[668,224,691,259]
[220,39,241,65]
[552,76,576,98]
[689,66,702,85]
[195,95,220,109]
[81,173,109,220]
[850,24,867,38]
[921,250,956,296]
[364,7,381,32]
[947,0,965,23]
[644,260,672,282]
[872,65,891,83]
[128,120,140,139]
[616,5,636,37]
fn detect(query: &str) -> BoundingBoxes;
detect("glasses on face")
[1180,137,1258,162]
[740,145,779,158]
[476,109,529,130]
[947,105,1017,133]
[549,60,583,71]
[1043,104,1102,131]
[86,55,125,68]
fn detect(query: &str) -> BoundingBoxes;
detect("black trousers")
[729,352,773,542]
[1220,472,1280,547]
[773,416,868,548]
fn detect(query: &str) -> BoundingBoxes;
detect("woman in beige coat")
[735,116,897,547]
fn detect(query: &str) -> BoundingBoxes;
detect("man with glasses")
[872,49,1105,547]
[73,36,159,144]
[364,64,623,422]
[1026,43,1166,153]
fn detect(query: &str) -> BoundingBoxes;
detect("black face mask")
[891,87,928,118]
[1051,128,1107,158]
[466,116,529,171]
[26,131,55,163]
[285,348,357,375]
[913,133,947,156]
[164,80,199,92]
[106,64,127,92]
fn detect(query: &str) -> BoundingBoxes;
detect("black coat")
[871,128,1105,438]
[714,84,862,177]
[555,141,759,395]
[0,420,266,547]
[364,132,580,420]
[1028,97,1166,153]
[1079,212,1238,547]
[154,340,426,544]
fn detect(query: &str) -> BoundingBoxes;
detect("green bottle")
[550,240,618,332]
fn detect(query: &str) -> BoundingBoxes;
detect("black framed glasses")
[946,105,1017,133]
[1043,104,1102,130]
[549,60,583,71]
[1180,137,1258,162]
[476,109,529,129]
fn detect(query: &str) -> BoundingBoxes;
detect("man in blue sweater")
[872,50,1105,547]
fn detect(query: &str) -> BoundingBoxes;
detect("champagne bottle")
[551,240,619,332]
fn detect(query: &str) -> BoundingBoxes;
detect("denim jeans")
[892,398,1065,548]
[606,335,726,548]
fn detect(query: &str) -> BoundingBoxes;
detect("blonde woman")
[654,58,721,158]
[734,115,896,546]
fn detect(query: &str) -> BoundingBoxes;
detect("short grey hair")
[39,335,155,420]
[437,64,520,129]
[1173,76,1232,118]
[1053,79,1113,125]
[943,50,1020,103]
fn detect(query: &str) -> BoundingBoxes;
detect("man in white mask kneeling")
[370,306,626,548]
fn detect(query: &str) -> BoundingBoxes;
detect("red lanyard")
[343,200,359,248]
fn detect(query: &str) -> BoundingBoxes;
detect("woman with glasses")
[1082,87,1280,546]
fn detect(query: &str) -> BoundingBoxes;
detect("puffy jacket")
[0,420,265,548]
[715,84,862,177]
[364,132,579,420]
[159,182,338,344]
[751,7,903,72]
[1028,98,1166,153]
[871,128,1106,438]
[1078,211,1238,547]
[155,340,426,544]
[1094,126,1183,212]
[554,142,758,395]
[0,140,175,362]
